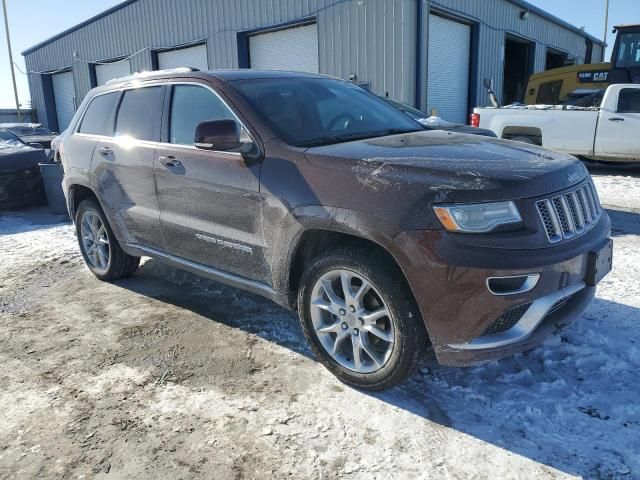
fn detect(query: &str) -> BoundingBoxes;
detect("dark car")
[0,123,58,149]
[381,97,498,137]
[59,69,611,390]
[0,128,47,210]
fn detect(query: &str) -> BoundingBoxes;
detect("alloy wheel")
[80,211,110,272]
[310,269,396,373]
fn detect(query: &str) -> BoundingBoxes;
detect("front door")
[596,87,640,160]
[154,83,266,282]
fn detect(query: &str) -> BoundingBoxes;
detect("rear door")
[596,87,640,160]
[92,84,165,248]
[154,82,266,281]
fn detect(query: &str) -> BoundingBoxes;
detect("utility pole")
[2,0,22,122]
[603,0,610,55]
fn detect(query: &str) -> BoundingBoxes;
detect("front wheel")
[298,248,428,390]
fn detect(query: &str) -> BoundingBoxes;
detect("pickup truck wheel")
[75,199,140,281]
[298,248,427,390]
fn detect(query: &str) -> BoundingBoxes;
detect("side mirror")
[29,142,45,150]
[194,119,242,152]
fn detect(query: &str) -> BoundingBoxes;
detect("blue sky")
[0,0,639,108]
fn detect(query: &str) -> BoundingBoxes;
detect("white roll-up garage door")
[249,23,319,73]
[95,60,131,86]
[427,14,471,124]
[158,44,209,71]
[52,71,75,131]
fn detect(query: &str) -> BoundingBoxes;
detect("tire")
[75,198,140,281]
[298,247,428,390]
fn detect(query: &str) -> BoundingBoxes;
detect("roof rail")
[105,67,199,85]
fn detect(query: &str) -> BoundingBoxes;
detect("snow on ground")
[591,168,640,212]
[0,173,639,479]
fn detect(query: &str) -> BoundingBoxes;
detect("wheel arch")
[68,183,99,221]
[273,207,416,313]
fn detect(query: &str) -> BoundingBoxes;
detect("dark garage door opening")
[503,35,535,105]
[546,48,568,70]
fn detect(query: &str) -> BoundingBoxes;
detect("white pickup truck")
[473,84,640,163]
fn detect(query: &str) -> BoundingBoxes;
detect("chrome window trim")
[72,79,258,158]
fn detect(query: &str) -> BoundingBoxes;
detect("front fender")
[268,205,402,294]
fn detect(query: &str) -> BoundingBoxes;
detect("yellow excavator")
[524,24,640,105]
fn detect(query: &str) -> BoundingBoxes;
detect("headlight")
[433,201,522,233]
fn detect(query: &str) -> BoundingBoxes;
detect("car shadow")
[112,259,639,478]
[607,208,640,236]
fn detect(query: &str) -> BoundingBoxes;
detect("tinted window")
[115,87,163,141]
[78,92,119,136]
[536,80,562,104]
[169,85,236,145]
[0,129,22,143]
[233,77,421,147]
[618,88,640,113]
[615,32,640,68]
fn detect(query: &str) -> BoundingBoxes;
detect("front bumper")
[390,212,611,366]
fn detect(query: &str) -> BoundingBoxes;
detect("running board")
[124,244,292,309]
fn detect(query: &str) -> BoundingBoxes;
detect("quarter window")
[78,92,119,136]
[115,86,164,141]
[169,84,237,146]
[618,89,640,113]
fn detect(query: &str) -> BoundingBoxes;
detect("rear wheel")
[75,199,140,280]
[298,248,428,390]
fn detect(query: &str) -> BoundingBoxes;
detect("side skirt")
[123,243,294,310]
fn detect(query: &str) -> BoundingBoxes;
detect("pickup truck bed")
[473,84,640,163]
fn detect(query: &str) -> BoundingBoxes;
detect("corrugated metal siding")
[24,0,416,128]
[23,0,599,126]
[429,0,599,106]
[0,109,37,123]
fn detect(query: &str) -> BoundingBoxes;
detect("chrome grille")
[536,181,601,244]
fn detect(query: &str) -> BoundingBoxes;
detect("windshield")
[0,129,23,143]
[232,77,422,147]
[615,32,640,68]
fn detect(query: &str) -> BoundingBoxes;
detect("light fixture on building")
[520,10,530,20]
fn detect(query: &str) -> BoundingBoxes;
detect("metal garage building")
[22,0,604,131]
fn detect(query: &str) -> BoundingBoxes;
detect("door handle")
[159,156,182,168]
[98,146,113,156]
[608,117,625,122]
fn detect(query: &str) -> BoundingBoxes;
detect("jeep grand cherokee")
[59,69,612,390]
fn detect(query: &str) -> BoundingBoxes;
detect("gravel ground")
[0,169,639,480]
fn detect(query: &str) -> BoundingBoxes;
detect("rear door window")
[115,86,164,141]
[169,84,237,146]
[618,88,640,113]
[78,92,120,136]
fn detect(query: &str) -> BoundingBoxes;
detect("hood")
[304,130,588,202]
[0,141,48,172]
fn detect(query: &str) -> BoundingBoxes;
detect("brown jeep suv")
[59,68,612,390]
